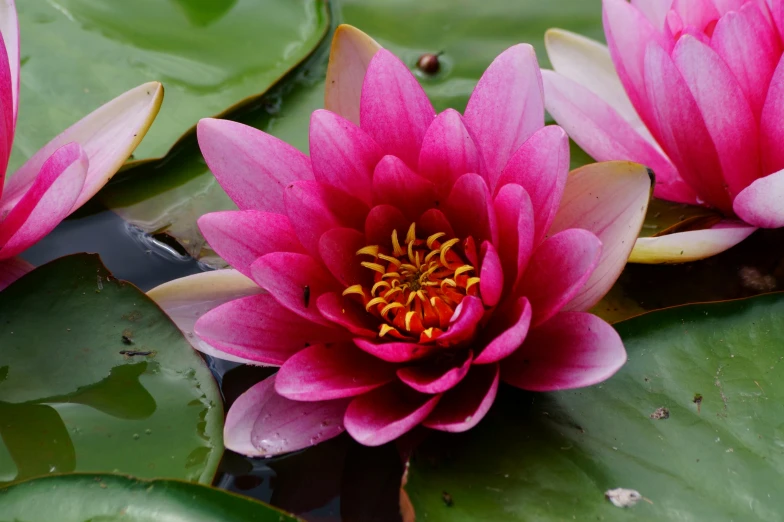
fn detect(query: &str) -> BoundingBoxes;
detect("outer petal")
[198,211,306,277]
[276,343,396,401]
[194,293,349,365]
[672,35,760,198]
[344,381,441,446]
[436,296,485,344]
[197,119,313,214]
[225,375,350,457]
[517,229,601,326]
[544,29,656,146]
[147,270,263,365]
[0,255,30,291]
[711,4,781,118]
[495,125,570,244]
[372,155,438,221]
[643,42,732,213]
[442,173,496,244]
[250,252,342,326]
[360,49,436,169]
[0,143,87,258]
[2,83,163,211]
[0,28,12,189]
[417,109,483,197]
[325,24,382,125]
[353,338,439,363]
[0,0,19,125]
[284,180,369,258]
[318,227,369,287]
[548,161,652,312]
[474,297,532,365]
[733,169,784,228]
[464,44,544,190]
[397,350,472,394]
[479,242,503,308]
[541,70,695,205]
[502,312,626,391]
[629,221,757,263]
[760,55,784,175]
[422,364,499,433]
[631,0,674,29]
[309,109,382,205]
[317,292,379,337]
[493,184,535,290]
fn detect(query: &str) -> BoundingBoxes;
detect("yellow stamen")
[422,327,434,338]
[407,239,416,264]
[356,245,379,257]
[378,254,402,267]
[382,271,401,280]
[342,285,365,298]
[439,238,461,267]
[371,281,390,296]
[405,292,417,306]
[392,229,404,256]
[426,232,446,249]
[379,324,397,337]
[365,297,387,311]
[405,311,416,331]
[440,278,457,290]
[424,249,441,264]
[405,223,417,244]
[466,277,481,291]
[381,301,405,317]
[383,287,403,299]
[361,261,387,274]
[454,265,475,278]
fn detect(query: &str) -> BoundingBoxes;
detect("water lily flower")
[541,0,784,263]
[0,0,163,290]
[150,25,652,455]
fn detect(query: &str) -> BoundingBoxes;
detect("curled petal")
[147,269,263,365]
[629,221,757,263]
[548,161,652,312]
[225,375,350,457]
[423,364,499,433]
[372,155,438,221]
[760,55,784,175]
[502,312,626,391]
[733,169,784,228]
[475,297,532,365]
[354,338,439,363]
[397,350,472,394]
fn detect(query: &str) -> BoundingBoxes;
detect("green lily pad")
[0,254,223,485]
[12,0,329,168]
[0,473,301,521]
[101,0,604,262]
[406,292,784,520]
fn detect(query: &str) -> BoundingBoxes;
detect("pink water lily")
[151,25,652,455]
[542,0,784,263]
[0,0,163,290]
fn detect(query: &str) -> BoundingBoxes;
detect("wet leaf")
[0,254,223,484]
[12,0,329,166]
[0,473,301,521]
[407,292,784,520]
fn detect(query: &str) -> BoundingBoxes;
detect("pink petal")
[354,338,439,363]
[548,161,652,312]
[3,83,163,211]
[318,227,370,287]
[344,382,440,446]
[284,180,369,258]
[603,0,673,140]
[147,270,263,365]
[713,0,747,15]
[0,30,12,191]
[733,169,784,228]
[324,25,381,125]
[0,256,31,291]
[711,4,780,119]
[417,208,456,239]
[276,343,397,401]
[495,125,570,244]
[422,364,499,433]
[479,242,503,307]
[517,229,601,326]
[194,294,349,365]
[643,42,733,213]
[364,204,409,248]
[671,0,720,32]
[672,35,760,198]
[250,252,341,326]
[0,0,19,126]
[197,211,306,277]
[629,220,757,263]
[197,118,313,214]
[760,56,784,175]
[631,0,674,29]
[502,312,626,391]
[372,155,438,221]
[309,109,382,206]
[437,295,486,345]
[359,49,436,169]
[417,109,483,198]
[463,44,544,190]
[316,292,379,337]
[0,143,87,258]
[493,184,535,290]
[474,297,532,365]
[397,350,472,394]
[442,174,496,244]
[225,375,350,457]
[541,70,696,205]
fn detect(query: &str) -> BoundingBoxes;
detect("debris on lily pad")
[605,488,643,508]
[650,407,670,420]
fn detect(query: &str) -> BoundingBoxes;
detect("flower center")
[342,223,480,342]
